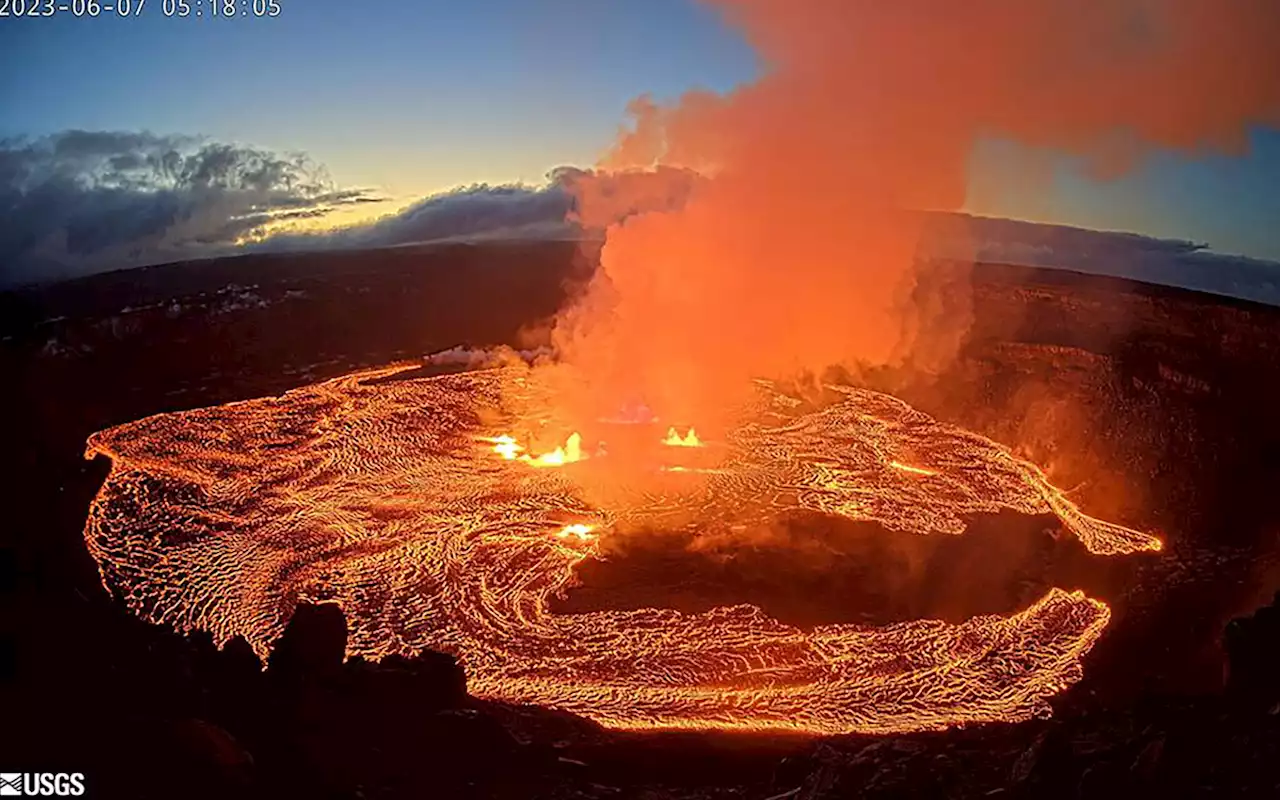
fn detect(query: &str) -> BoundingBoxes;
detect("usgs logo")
[0,774,85,797]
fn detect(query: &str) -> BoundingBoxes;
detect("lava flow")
[662,427,703,447]
[83,364,1161,735]
[483,432,587,467]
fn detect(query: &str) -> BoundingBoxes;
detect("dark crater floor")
[555,511,1118,628]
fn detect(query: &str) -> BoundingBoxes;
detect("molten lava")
[485,431,586,467]
[662,427,704,447]
[888,461,938,477]
[83,364,1160,735]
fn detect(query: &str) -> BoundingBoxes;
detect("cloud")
[0,130,376,285]
[250,165,702,253]
[251,182,576,254]
[926,213,1280,305]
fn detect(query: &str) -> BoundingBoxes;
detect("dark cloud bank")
[0,130,376,285]
[1,130,1277,306]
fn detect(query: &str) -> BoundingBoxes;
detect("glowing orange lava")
[662,427,704,447]
[82,364,1161,735]
[484,431,586,467]
[888,460,937,477]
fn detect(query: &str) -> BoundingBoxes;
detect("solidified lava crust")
[82,364,1161,735]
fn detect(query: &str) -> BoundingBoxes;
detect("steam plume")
[553,0,1280,425]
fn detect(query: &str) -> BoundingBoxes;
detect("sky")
[1,0,1277,261]
[1,0,756,193]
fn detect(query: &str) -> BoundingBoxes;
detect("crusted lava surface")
[80,362,1158,735]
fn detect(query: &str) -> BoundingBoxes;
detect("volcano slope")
[6,242,1280,796]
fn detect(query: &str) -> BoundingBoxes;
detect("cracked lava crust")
[82,363,1162,735]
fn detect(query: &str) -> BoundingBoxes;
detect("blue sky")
[2,0,1277,259]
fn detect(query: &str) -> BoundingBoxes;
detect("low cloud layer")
[926,213,1280,306]
[1,129,1276,307]
[251,166,701,254]
[0,131,376,285]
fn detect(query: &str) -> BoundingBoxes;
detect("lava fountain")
[83,362,1160,735]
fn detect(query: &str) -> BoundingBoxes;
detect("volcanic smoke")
[553,0,1280,427]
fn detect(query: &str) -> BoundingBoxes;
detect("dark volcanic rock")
[1225,590,1280,711]
[351,651,469,712]
[166,718,256,794]
[267,602,348,679]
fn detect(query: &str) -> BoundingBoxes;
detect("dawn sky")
[2,0,1277,259]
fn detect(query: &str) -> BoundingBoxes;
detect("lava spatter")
[82,364,1160,735]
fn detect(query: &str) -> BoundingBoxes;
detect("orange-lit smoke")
[553,0,1280,426]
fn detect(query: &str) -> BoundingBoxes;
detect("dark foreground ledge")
[9,596,1274,800]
